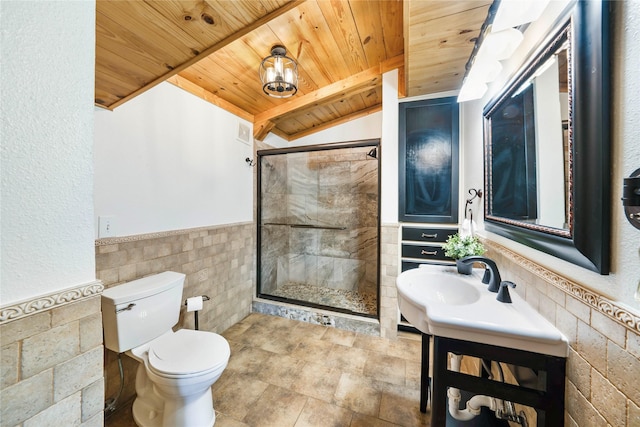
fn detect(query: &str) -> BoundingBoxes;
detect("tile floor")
[106,312,430,427]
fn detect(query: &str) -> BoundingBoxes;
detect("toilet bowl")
[129,329,230,427]
[101,271,231,427]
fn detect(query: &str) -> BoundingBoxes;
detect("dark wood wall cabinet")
[399,97,460,223]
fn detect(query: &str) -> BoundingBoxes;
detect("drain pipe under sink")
[447,354,501,421]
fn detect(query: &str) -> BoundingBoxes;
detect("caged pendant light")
[259,45,298,98]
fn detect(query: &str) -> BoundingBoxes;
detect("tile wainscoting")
[95,222,255,415]
[0,284,105,426]
[484,240,640,426]
[380,224,401,339]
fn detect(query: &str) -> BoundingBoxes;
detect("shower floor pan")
[269,282,377,316]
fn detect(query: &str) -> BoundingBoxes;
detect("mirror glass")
[483,0,611,275]
[486,26,571,237]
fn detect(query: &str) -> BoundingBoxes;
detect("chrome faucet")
[459,256,502,292]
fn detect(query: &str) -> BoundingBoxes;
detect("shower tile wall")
[260,146,379,314]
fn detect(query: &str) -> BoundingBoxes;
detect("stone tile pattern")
[96,222,254,413]
[259,146,379,310]
[485,242,640,427]
[380,224,400,338]
[252,300,380,336]
[106,313,430,427]
[268,283,378,315]
[0,296,104,426]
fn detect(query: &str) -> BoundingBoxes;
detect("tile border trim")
[0,280,104,324]
[486,240,640,334]
[95,222,253,246]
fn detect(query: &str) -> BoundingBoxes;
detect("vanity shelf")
[431,336,566,427]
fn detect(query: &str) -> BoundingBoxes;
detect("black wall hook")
[245,157,255,167]
[465,188,483,219]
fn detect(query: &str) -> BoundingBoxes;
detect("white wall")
[0,1,97,305]
[94,82,254,237]
[381,70,399,224]
[266,112,382,148]
[459,99,485,223]
[611,0,640,309]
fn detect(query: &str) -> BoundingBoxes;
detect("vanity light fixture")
[480,28,524,61]
[458,1,548,103]
[491,0,551,33]
[259,45,298,98]
[458,27,524,102]
[457,81,489,103]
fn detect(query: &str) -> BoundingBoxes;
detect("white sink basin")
[401,271,481,306]
[396,264,569,357]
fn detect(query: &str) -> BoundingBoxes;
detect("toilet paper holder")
[184,295,210,330]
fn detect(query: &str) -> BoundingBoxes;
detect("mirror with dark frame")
[483,0,610,274]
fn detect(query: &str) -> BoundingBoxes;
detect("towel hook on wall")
[245,157,255,167]
[465,188,483,219]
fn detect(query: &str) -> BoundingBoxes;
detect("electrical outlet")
[98,216,115,238]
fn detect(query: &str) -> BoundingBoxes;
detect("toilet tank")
[102,271,185,353]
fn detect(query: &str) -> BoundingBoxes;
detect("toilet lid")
[148,329,230,376]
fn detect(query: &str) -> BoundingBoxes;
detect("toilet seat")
[147,329,230,378]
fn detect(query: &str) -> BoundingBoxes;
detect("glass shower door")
[257,141,379,317]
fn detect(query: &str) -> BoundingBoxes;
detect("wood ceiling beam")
[254,54,403,127]
[167,75,254,122]
[267,125,290,142]
[105,0,306,110]
[253,120,276,141]
[287,104,382,141]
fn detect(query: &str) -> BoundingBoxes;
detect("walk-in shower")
[257,140,380,317]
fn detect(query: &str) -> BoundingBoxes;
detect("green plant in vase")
[443,233,486,274]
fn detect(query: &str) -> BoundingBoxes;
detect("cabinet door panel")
[399,97,459,223]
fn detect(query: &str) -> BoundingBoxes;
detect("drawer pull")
[421,233,438,239]
[421,250,437,256]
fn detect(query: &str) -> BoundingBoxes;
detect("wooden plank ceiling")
[96,0,491,142]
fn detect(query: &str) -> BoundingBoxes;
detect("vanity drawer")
[401,244,450,261]
[401,260,451,272]
[402,227,456,243]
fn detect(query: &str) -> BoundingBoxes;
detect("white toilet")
[101,271,230,427]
